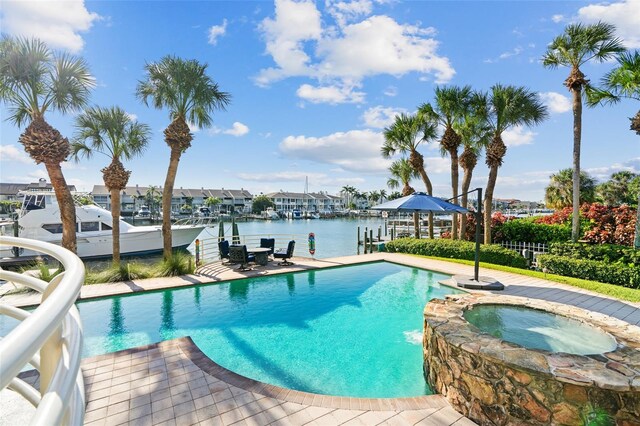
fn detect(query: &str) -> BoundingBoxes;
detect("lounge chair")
[274,240,295,266]
[229,245,255,271]
[260,238,275,258]
[218,240,230,263]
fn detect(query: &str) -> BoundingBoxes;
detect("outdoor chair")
[228,245,255,271]
[218,240,230,263]
[260,238,275,257]
[274,240,295,266]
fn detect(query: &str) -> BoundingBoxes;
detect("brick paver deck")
[6,252,640,425]
[20,338,475,426]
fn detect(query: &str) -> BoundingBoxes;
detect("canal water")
[193,217,387,259]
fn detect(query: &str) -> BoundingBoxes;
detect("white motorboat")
[262,207,280,220]
[0,192,205,259]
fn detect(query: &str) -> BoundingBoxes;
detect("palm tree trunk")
[162,147,182,260]
[111,189,121,266]
[450,149,459,240]
[417,168,435,239]
[459,167,473,240]
[571,87,582,242]
[44,162,77,253]
[413,212,420,239]
[484,165,499,244]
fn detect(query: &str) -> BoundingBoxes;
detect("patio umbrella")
[372,191,502,290]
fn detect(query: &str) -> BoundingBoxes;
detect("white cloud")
[585,157,640,180]
[539,92,571,114]
[210,122,250,137]
[0,0,99,53]
[0,145,32,164]
[484,46,523,63]
[208,19,228,45]
[361,106,407,128]
[236,170,365,187]
[578,0,640,48]
[279,129,392,173]
[126,113,138,121]
[384,86,398,97]
[255,0,454,103]
[502,126,536,147]
[187,122,200,134]
[551,14,565,23]
[224,122,250,137]
[297,83,365,104]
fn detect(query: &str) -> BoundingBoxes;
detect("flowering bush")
[581,204,636,246]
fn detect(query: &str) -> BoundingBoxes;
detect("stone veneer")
[423,294,640,426]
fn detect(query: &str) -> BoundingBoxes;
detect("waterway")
[193,217,387,259]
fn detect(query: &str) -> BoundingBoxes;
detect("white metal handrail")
[0,236,85,426]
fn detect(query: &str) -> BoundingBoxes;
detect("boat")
[262,207,280,220]
[288,209,302,220]
[0,191,205,259]
[195,206,212,218]
[135,205,151,218]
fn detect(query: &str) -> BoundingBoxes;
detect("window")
[101,223,112,231]
[42,223,63,234]
[81,221,100,232]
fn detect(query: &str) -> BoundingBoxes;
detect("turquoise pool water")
[464,305,618,355]
[2,262,462,397]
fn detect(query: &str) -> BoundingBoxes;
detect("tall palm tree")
[387,159,418,196]
[419,85,472,239]
[545,168,597,209]
[0,36,94,253]
[382,113,438,238]
[136,56,230,259]
[454,91,491,239]
[379,189,387,203]
[484,85,547,243]
[341,185,356,209]
[542,22,625,241]
[72,106,151,265]
[587,50,640,135]
[145,185,162,219]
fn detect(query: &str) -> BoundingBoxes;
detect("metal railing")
[0,236,86,426]
[194,233,312,265]
[499,241,549,255]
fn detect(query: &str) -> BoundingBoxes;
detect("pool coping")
[77,336,451,412]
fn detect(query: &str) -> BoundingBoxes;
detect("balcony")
[0,236,86,425]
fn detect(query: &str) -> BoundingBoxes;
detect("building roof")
[0,181,76,195]
[91,185,252,199]
[265,191,343,201]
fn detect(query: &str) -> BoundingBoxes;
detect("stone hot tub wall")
[423,294,640,426]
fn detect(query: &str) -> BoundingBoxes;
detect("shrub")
[459,212,512,242]
[499,220,571,244]
[21,261,63,283]
[385,238,528,268]
[549,242,640,267]
[536,254,640,288]
[581,203,636,246]
[86,262,152,284]
[153,252,195,277]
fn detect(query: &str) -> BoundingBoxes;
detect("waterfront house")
[264,191,344,214]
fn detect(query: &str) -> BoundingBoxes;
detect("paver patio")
[4,252,639,425]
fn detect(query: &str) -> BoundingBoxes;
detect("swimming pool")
[4,262,463,397]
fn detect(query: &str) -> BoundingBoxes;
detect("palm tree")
[542,22,625,241]
[382,113,438,238]
[596,171,639,206]
[72,106,151,265]
[387,159,418,196]
[454,91,491,239]
[0,36,94,253]
[484,85,548,243]
[136,56,230,259]
[419,85,472,239]
[145,185,162,219]
[587,50,640,135]
[341,185,356,209]
[204,196,222,213]
[379,189,387,203]
[545,168,597,209]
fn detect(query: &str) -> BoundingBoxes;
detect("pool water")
[72,262,460,397]
[463,305,618,355]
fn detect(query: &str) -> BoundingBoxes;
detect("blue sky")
[1,0,638,202]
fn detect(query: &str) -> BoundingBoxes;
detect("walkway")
[4,252,639,425]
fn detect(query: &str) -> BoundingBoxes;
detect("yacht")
[0,192,205,259]
[135,205,151,218]
[262,207,280,220]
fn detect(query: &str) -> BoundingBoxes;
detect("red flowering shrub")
[459,212,512,242]
[534,207,572,225]
[582,203,636,246]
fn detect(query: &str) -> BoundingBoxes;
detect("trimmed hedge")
[536,254,640,288]
[549,242,640,267]
[499,220,571,244]
[385,238,528,268]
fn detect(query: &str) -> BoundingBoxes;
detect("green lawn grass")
[411,254,640,303]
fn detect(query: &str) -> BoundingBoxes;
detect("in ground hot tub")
[423,294,640,425]
[463,304,617,356]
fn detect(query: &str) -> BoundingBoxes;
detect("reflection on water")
[308,271,315,290]
[161,292,174,335]
[229,281,250,301]
[287,274,295,295]
[194,287,201,310]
